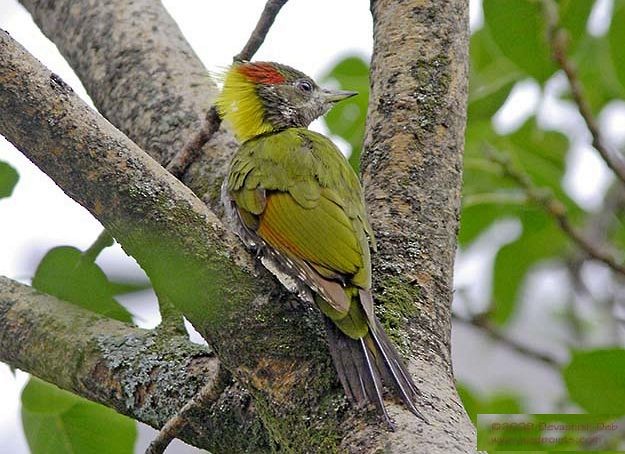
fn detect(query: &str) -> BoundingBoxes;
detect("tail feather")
[360,337,393,427]
[323,315,427,428]
[324,318,394,427]
[324,318,369,404]
[368,322,426,421]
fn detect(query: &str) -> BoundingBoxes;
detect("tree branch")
[486,146,625,277]
[452,313,561,368]
[542,0,625,186]
[167,0,290,178]
[234,0,289,62]
[361,0,475,452]
[165,107,221,178]
[0,276,269,453]
[145,380,221,454]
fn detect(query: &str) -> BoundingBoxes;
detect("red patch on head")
[238,63,286,85]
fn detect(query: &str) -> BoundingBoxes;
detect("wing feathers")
[258,192,363,276]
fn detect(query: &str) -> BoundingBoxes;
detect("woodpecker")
[217,61,424,426]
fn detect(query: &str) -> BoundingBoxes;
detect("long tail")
[323,316,426,428]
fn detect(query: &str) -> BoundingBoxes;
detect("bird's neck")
[216,71,278,142]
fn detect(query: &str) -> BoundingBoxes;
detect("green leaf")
[483,0,556,82]
[568,36,625,114]
[492,211,566,324]
[457,382,524,424]
[468,66,517,121]
[456,383,480,424]
[32,246,132,322]
[22,377,136,454]
[465,117,572,204]
[460,121,518,245]
[322,56,370,173]
[0,160,19,199]
[463,121,506,194]
[485,395,523,415]
[483,0,593,83]
[608,0,625,91]
[564,349,625,415]
[468,29,522,120]
[609,205,625,252]
[504,116,583,222]
[459,201,519,246]
[505,118,570,197]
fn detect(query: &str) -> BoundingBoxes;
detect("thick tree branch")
[361,0,474,452]
[0,28,381,452]
[0,276,268,453]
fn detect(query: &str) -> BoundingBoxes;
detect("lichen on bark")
[361,0,475,452]
[0,276,271,452]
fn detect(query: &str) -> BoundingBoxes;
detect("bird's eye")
[296,80,313,93]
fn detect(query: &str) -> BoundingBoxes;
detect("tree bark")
[19,0,234,211]
[1,0,476,451]
[0,276,269,453]
[361,0,474,451]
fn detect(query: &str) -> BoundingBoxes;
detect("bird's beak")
[322,89,358,103]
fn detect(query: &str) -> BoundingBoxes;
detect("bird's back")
[226,127,374,305]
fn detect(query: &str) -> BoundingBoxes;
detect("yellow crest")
[215,64,277,142]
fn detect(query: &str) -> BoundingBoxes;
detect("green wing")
[227,128,374,316]
[258,190,363,279]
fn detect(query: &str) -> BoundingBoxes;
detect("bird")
[216,61,424,427]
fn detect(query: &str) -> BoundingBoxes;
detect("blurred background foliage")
[2,0,625,452]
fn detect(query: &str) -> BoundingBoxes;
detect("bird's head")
[216,61,357,142]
